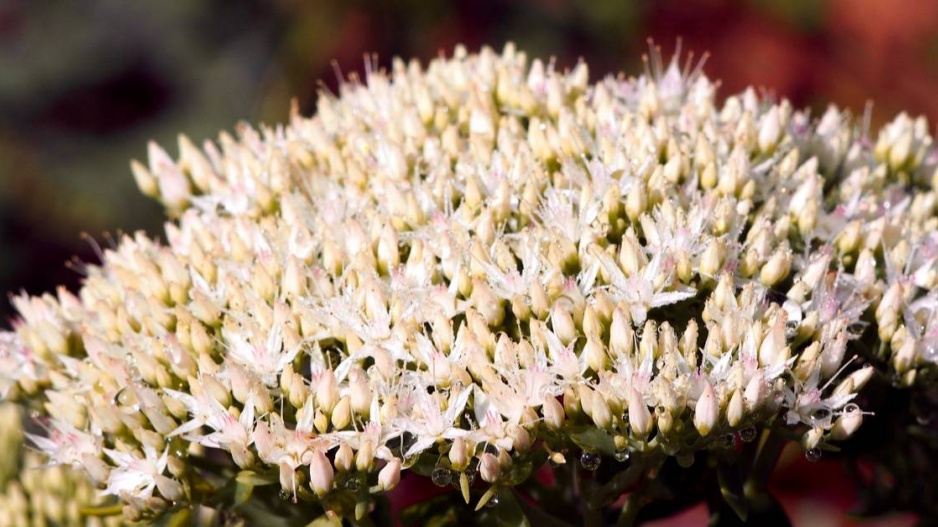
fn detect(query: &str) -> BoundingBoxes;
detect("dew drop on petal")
[740,426,758,443]
[613,449,630,462]
[485,493,500,508]
[580,452,601,471]
[431,467,452,487]
[805,448,822,463]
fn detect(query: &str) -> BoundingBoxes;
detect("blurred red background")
[1,1,936,524]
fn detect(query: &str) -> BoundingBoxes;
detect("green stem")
[79,504,124,517]
[616,488,648,527]
[514,490,577,527]
[745,427,789,497]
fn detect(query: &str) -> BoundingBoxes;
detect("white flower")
[103,445,171,500]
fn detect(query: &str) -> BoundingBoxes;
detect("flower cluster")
[0,403,123,527]
[1,44,936,521]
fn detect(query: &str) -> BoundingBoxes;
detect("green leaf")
[165,508,194,527]
[568,426,616,456]
[401,495,460,526]
[236,470,279,486]
[488,491,532,527]
[403,452,439,477]
[234,479,254,507]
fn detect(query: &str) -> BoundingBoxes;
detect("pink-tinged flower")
[401,386,472,458]
[591,246,696,325]
[27,418,101,468]
[104,445,173,501]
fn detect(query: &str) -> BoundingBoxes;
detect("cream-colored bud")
[727,390,745,427]
[356,441,375,472]
[542,396,565,430]
[155,475,185,502]
[450,437,469,470]
[335,444,354,472]
[584,338,607,373]
[349,372,372,416]
[331,397,351,430]
[309,450,335,497]
[379,458,402,491]
[314,409,329,434]
[699,238,724,277]
[551,303,577,346]
[802,427,824,450]
[758,106,782,153]
[479,453,501,483]
[760,247,792,286]
[316,369,339,413]
[610,307,634,357]
[625,180,647,222]
[759,316,787,367]
[508,424,532,452]
[628,388,653,438]
[131,159,159,198]
[830,410,863,440]
[694,381,719,436]
[591,392,613,429]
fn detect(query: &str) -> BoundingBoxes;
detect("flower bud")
[542,396,565,430]
[309,450,335,497]
[334,444,354,473]
[316,369,339,413]
[744,370,766,410]
[378,458,402,491]
[628,388,653,438]
[479,453,501,483]
[727,390,745,427]
[699,239,724,277]
[591,392,613,429]
[694,381,719,436]
[356,441,375,472]
[449,437,469,470]
[802,427,824,450]
[508,424,532,452]
[331,397,352,430]
[830,410,863,440]
[760,246,792,286]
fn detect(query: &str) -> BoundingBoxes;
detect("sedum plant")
[1,43,937,525]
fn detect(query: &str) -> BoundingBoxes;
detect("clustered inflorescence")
[1,44,937,523]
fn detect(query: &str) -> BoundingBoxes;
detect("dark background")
[4,0,938,322]
[0,1,934,524]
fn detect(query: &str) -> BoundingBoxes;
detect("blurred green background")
[3,0,938,319]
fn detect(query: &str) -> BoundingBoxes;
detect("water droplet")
[431,467,452,487]
[721,433,735,447]
[676,454,694,468]
[344,478,360,491]
[740,426,758,443]
[812,408,831,421]
[580,452,601,471]
[485,493,500,508]
[843,403,860,415]
[805,448,822,463]
[613,449,630,462]
[278,490,292,501]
